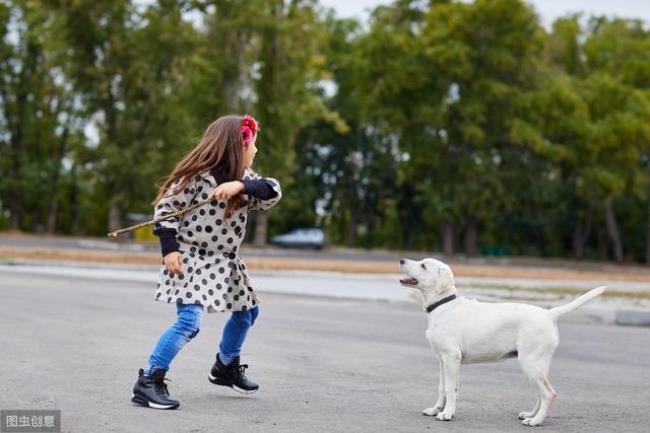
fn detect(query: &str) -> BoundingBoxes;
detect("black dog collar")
[426,295,457,313]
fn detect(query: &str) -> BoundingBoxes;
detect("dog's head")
[399,258,455,295]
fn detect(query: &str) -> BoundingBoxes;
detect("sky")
[319,0,650,26]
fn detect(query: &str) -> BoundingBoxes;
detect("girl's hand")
[211,181,245,200]
[164,251,183,275]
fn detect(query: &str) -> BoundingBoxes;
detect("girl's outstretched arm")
[243,169,282,211]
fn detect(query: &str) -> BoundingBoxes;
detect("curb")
[1,259,649,327]
[615,310,650,327]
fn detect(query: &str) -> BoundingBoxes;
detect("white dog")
[399,257,605,427]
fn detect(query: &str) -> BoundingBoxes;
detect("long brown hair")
[153,114,248,218]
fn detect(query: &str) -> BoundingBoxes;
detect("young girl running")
[131,114,281,410]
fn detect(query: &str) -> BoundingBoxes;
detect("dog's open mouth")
[399,277,418,286]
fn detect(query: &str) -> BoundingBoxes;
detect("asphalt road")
[1,270,649,433]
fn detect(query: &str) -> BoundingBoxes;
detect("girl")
[131,114,281,410]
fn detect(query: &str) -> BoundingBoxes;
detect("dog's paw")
[435,412,454,421]
[422,406,442,416]
[522,417,543,427]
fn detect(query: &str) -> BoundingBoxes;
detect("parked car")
[270,228,326,250]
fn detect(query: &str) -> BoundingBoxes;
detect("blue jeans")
[144,304,259,374]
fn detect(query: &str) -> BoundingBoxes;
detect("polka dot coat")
[153,169,281,313]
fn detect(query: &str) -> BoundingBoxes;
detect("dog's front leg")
[423,356,446,416]
[436,351,461,421]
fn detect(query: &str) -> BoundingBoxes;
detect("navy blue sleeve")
[153,225,180,257]
[241,179,279,200]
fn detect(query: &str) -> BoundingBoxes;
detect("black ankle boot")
[209,354,259,394]
[131,368,180,409]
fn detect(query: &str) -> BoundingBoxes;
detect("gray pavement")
[1,270,649,432]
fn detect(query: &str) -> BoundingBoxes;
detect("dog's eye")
[421,263,427,270]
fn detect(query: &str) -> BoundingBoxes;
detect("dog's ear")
[436,267,454,291]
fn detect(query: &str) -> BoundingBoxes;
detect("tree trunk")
[464,216,478,257]
[646,197,650,264]
[254,212,269,247]
[572,212,592,259]
[108,195,122,233]
[346,208,357,247]
[604,196,624,262]
[440,221,455,256]
[70,164,80,234]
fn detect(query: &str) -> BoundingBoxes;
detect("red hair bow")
[241,114,258,144]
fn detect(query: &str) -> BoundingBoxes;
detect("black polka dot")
[187,231,193,237]
[202,279,207,285]
[191,215,198,221]
[214,300,220,306]
[209,209,216,216]
[156,292,161,299]
[227,238,233,244]
[208,289,214,295]
[227,303,232,309]
[205,226,213,233]
[216,219,223,226]
[186,292,192,298]
[218,267,225,274]
[201,242,208,248]
[242,305,248,311]
[199,249,206,256]
[199,209,206,216]
[210,273,216,280]
[219,203,226,209]
[196,225,202,232]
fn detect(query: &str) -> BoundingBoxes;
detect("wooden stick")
[107,198,214,238]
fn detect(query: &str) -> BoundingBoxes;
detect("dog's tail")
[549,286,607,320]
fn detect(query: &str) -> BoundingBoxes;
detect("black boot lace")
[153,375,172,396]
[237,364,249,378]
